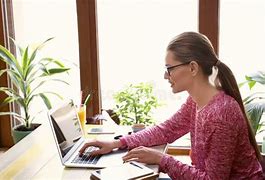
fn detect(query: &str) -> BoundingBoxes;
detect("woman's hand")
[122,146,164,165]
[79,139,122,156]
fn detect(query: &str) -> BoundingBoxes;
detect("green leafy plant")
[239,71,265,135]
[113,82,161,126]
[0,38,70,130]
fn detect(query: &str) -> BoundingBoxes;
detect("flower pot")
[11,123,41,144]
[132,124,146,133]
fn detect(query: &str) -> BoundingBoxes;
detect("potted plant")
[240,71,265,172]
[0,38,70,143]
[240,71,265,135]
[113,82,162,132]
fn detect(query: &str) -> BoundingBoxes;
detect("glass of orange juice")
[77,104,86,134]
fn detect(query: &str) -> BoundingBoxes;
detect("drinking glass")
[77,104,86,133]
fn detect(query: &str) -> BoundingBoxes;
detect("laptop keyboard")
[72,146,101,164]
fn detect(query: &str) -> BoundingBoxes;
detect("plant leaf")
[27,37,54,67]
[0,44,23,77]
[243,92,265,104]
[46,68,70,74]
[0,69,8,77]
[245,102,265,135]
[0,112,26,124]
[39,93,52,110]
[22,46,29,77]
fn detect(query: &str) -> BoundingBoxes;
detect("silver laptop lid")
[48,102,83,163]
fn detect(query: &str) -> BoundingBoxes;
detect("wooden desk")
[0,121,167,179]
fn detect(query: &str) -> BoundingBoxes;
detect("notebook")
[90,161,155,180]
[47,102,127,168]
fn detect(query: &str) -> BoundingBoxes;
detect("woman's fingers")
[79,140,116,157]
[122,153,137,162]
[122,146,163,164]
[79,141,99,155]
[122,146,143,162]
[90,148,106,156]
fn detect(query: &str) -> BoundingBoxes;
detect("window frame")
[76,0,102,117]
[199,0,219,55]
[0,0,16,147]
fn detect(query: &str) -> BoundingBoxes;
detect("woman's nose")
[164,71,169,79]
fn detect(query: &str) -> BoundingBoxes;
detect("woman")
[79,32,263,179]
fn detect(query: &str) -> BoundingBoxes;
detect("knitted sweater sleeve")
[120,97,194,149]
[159,100,241,179]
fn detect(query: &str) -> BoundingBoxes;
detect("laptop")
[47,102,127,168]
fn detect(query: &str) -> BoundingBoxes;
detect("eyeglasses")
[165,61,191,76]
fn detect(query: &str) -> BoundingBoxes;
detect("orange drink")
[77,104,86,134]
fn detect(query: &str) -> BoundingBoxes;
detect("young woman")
[79,32,263,179]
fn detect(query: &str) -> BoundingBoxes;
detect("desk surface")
[0,120,169,180]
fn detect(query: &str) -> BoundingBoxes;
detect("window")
[219,0,265,138]
[12,0,80,124]
[97,0,198,123]
[220,0,265,93]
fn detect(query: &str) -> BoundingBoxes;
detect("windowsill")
[166,133,264,155]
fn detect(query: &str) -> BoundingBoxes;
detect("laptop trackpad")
[97,149,127,167]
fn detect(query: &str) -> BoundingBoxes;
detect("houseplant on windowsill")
[0,38,70,143]
[240,71,265,135]
[113,82,162,132]
[240,71,265,171]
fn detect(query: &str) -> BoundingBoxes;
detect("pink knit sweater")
[120,91,263,179]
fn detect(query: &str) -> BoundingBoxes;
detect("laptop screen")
[49,103,82,158]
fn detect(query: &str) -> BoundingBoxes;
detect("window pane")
[12,0,80,123]
[97,0,198,123]
[220,0,265,91]
[219,0,265,139]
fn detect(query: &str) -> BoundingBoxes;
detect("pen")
[129,162,143,169]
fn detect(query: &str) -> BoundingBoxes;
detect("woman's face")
[164,51,193,93]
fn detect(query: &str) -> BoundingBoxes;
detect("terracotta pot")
[132,124,146,133]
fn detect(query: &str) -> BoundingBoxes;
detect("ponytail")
[216,62,261,161]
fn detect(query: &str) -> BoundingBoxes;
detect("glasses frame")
[165,61,191,76]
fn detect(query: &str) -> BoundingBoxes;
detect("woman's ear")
[189,61,199,76]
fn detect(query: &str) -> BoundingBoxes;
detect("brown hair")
[167,32,261,160]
